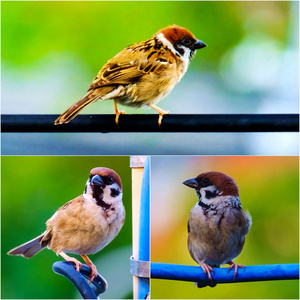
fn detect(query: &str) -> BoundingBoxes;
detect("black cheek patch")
[205,190,218,199]
[174,44,184,56]
[110,188,120,197]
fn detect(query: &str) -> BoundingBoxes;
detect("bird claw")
[158,110,170,127]
[59,252,83,272]
[227,261,244,277]
[87,264,98,283]
[200,261,215,286]
[69,257,83,272]
[115,110,126,127]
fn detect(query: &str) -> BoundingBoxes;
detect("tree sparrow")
[183,171,252,287]
[54,25,206,126]
[8,167,125,283]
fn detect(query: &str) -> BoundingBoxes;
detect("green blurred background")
[1,1,299,155]
[1,156,133,299]
[151,156,299,298]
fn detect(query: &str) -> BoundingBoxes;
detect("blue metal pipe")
[138,157,150,298]
[151,263,299,284]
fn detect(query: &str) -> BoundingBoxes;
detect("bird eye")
[181,38,190,45]
[203,178,209,184]
[107,176,113,183]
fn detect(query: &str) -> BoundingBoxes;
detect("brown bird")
[183,171,252,287]
[8,167,125,283]
[54,25,206,127]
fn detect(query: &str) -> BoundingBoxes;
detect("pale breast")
[47,197,125,255]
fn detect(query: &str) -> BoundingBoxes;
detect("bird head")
[183,171,239,208]
[155,25,206,61]
[85,167,123,209]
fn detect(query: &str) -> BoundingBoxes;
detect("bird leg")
[227,260,244,277]
[81,254,98,283]
[148,104,170,127]
[59,251,82,272]
[114,100,126,126]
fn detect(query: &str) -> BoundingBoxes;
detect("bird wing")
[88,38,177,90]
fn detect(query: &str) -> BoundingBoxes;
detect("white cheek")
[176,45,191,74]
[200,185,219,205]
[103,183,123,202]
[84,181,93,195]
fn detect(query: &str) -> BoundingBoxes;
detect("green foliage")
[2,1,290,70]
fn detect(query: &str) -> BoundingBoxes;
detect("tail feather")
[54,86,116,125]
[54,92,96,125]
[8,234,46,258]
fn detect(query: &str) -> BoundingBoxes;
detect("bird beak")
[194,40,206,50]
[91,174,104,187]
[183,177,198,189]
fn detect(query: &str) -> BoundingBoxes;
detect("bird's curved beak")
[91,174,104,187]
[194,40,206,50]
[183,177,198,189]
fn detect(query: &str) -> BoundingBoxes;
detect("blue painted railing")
[151,262,299,285]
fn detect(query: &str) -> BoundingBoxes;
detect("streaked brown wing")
[88,38,176,91]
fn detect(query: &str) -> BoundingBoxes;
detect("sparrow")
[8,167,125,283]
[54,25,206,127]
[183,171,252,287]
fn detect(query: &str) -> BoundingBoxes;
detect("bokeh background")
[1,1,299,155]
[151,156,299,298]
[1,156,133,299]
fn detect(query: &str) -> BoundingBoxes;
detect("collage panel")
[2,1,298,156]
[150,156,299,299]
[2,156,133,299]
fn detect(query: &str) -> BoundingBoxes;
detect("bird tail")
[54,86,117,125]
[7,234,46,258]
[54,91,97,125]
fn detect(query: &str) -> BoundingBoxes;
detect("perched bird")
[8,167,125,283]
[54,25,206,127]
[183,171,251,287]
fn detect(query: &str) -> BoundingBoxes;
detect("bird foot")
[147,104,170,127]
[81,254,98,283]
[87,263,98,283]
[227,261,244,277]
[158,110,170,127]
[115,110,126,127]
[199,261,215,287]
[59,252,82,272]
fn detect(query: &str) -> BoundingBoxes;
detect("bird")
[54,25,206,127]
[183,171,252,287]
[8,167,125,283]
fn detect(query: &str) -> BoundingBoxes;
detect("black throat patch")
[198,199,211,210]
[92,185,111,210]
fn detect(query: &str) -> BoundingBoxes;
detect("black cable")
[1,114,298,133]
